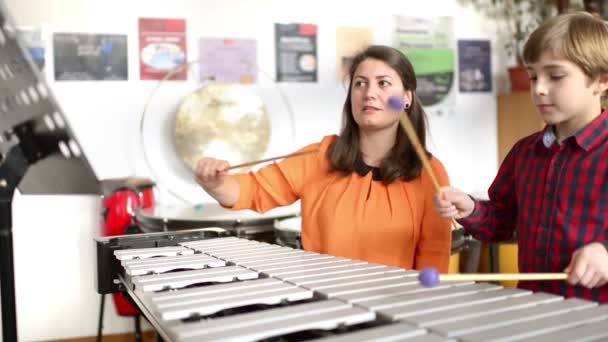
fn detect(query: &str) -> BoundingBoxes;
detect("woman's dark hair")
[328,45,430,183]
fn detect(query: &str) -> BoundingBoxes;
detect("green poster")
[394,16,455,108]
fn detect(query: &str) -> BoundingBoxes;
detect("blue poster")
[458,40,491,92]
[53,33,128,81]
[17,27,45,71]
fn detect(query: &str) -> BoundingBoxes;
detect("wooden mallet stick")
[388,96,458,227]
[223,149,318,171]
[388,96,442,191]
[418,268,567,287]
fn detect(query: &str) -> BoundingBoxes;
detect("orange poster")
[336,26,373,81]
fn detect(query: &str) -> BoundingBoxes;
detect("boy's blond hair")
[523,11,608,79]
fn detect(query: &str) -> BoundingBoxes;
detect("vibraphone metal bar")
[115,236,608,342]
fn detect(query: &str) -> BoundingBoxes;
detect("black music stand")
[0,3,100,341]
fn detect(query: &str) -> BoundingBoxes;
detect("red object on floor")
[100,178,155,316]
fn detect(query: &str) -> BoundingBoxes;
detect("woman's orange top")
[228,135,452,272]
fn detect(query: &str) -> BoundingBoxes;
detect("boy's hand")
[432,186,476,219]
[564,242,608,288]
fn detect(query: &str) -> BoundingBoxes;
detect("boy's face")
[526,50,608,135]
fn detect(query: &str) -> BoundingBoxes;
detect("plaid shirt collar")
[536,110,608,151]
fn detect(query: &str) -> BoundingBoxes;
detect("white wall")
[1,0,502,340]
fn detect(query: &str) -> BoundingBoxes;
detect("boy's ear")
[595,73,608,94]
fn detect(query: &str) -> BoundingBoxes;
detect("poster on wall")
[393,16,455,115]
[336,26,373,82]
[139,18,187,80]
[17,26,46,71]
[458,39,492,93]
[199,38,257,84]
[274,23,317,82]
[53,33,128,81]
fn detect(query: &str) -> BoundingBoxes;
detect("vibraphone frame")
[98,232,608,342]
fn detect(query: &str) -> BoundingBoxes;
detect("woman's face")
[350,58,412,132]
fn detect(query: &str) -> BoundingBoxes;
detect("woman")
[195,45,452,272]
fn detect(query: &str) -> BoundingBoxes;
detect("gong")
[174,83,271,172]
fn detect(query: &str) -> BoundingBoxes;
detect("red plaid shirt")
[459,111,608,303]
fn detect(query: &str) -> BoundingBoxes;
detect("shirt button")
[537,249,546,257]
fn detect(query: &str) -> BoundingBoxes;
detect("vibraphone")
[102,234,608,342]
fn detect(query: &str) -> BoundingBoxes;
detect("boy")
[434,11,608,303]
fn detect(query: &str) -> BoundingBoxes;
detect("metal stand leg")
[0,214,18,342]
[97,294,105,342]
[489,243,501,285]
[462,237,481,273]
[0,141,40,342]
[134,315,142,342]
[490,243,500,274]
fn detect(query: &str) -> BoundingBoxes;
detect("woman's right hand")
[432,186,476,219]
[194,157,230,190]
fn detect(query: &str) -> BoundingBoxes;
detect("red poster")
[138,18,187,80]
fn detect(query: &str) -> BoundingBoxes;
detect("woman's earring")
[404,103,410,110]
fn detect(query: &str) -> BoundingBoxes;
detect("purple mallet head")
[387,96,404,111]
[418,268,440,287]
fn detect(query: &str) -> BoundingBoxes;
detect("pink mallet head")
[418,267,440,287]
